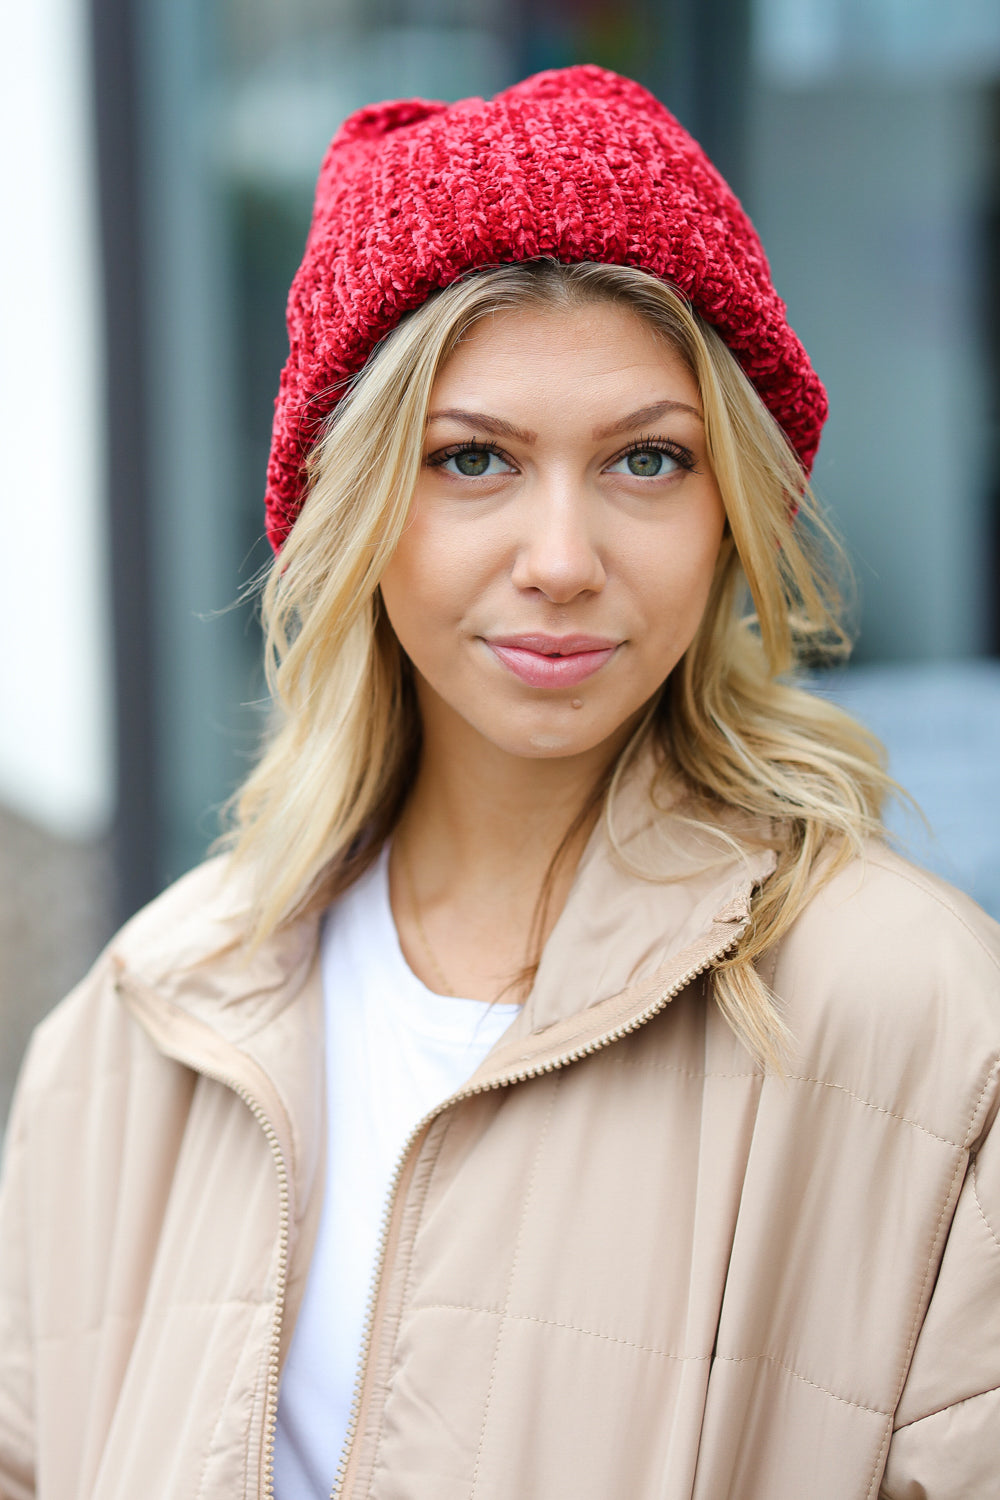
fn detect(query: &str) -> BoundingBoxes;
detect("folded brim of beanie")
[264,64,827,551]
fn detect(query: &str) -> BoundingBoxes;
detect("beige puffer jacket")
[1,782,999,1500]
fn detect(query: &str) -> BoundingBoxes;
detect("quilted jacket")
[1,777,999,1499]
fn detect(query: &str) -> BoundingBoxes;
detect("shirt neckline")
[351,845,521,1031]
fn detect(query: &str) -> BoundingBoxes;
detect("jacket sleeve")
[880,1073,1000,1500]
[0,1062,37,1500]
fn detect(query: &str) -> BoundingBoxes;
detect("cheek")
[380,504,504,639]
[378,550,424,661]
[378,518,471,667]
[635,521,726,647]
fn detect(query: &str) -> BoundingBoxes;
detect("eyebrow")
[426,399,703,444]
[592,400,704,437]
[426,409,537,443]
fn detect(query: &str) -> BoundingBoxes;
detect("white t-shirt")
[273,846,519,1499]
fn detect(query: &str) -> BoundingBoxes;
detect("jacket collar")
[111,855,325,1209]
[111,750,776,1160]
[522,751,776,1035]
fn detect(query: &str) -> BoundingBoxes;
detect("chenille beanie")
[265,64,827,550]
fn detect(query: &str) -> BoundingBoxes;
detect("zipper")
[330,928,742,1498]
[202,1072,291,1500]
[238,1083,291,1500]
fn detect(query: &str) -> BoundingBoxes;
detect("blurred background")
[2,0,999,1126]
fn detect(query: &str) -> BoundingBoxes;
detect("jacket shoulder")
[794,841,999,972]
[112,853,254,979]
[772,842,1000,1147]
[16,856,249,1100]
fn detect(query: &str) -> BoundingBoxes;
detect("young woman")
[1,65,998,1500]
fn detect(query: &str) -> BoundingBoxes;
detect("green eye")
[627,450,665,476]
[607,443,688,478]
[454,449,492,476]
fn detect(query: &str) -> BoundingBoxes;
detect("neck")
[399,711,626,896]
[388,698,636,1002]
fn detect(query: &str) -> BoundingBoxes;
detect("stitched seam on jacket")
[866,1149,968,1499]
[781,1075,962,1148]
[892,1380,1000,1432]
[469,1077,561,1500]
[368,1118,452,1488]
[410,1301,713,1362]
[198,1300,270,1500]
[400,1113,460,1313]
[972,1154,1000,1252]
[864,854,1000,970]
[614,1059,972,1148]
[610,1058,758,1083]
[713,1351,890,1416]
[961,1060,1000,1149]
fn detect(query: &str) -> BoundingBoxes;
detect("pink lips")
[486,633,619,688]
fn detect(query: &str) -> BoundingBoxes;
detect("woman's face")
[379,299,727,765]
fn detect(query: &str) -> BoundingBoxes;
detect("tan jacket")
[2,784,1000,1500]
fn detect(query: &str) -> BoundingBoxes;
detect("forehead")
[433,299,700,411]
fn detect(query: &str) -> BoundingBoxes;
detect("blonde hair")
[227,260,891,1066]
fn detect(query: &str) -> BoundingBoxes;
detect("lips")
[485,633,620,689]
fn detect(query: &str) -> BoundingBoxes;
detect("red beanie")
[265,65,827,550]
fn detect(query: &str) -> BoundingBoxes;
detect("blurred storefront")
[1,0,998,1123]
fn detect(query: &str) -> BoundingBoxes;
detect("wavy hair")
[226,260,891,1066]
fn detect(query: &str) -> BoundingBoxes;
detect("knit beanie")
[265,64,827,550]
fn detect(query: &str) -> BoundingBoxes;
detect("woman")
[1,65,998,1500]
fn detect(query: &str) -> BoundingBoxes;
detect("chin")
[476,705,632,762]
[524,730,587,755]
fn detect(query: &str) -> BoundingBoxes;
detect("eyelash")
[622,434,697,473]
[427,436,697,473]
[427,439,508,468]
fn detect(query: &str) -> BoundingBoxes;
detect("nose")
[510,476,606,603]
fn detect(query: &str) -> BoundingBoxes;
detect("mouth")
[485,634,620,689]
